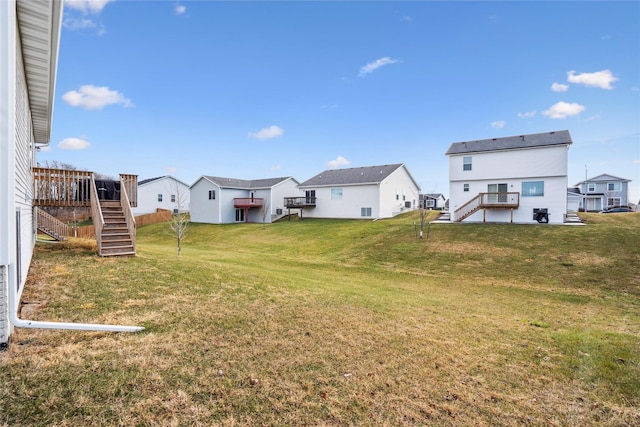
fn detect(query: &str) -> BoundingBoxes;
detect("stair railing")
[119,175,136,254]
[89,174,105,255]
[35,207,69,240]
[452,194,482,222]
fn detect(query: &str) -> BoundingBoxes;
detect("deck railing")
[284,197,317,208]
[33,167,93,207]
[120,175,136,254]
[89,175,104,253]
[35,207,69,240]
[234,198,264,208]
[453,192,520,222]
[119,174,138,207]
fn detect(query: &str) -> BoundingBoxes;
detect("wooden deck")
[453,192,520,222]
[33,167,138,256]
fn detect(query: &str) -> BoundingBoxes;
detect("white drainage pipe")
[5,265,144,333]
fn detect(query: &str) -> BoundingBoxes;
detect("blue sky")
[41,0,640,201]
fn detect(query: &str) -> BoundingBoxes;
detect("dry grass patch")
[2,212,639,426]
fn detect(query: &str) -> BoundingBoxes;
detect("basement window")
[361,207,372,217]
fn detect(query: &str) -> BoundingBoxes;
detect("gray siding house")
[573,174,632,211]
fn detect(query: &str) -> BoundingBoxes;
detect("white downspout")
[5,266,143,333]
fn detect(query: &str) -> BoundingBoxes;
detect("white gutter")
[5,266,144,333]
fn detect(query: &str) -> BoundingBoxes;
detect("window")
[607,197,621,207]
[361,207,372,217]
[402,190,406,201]
[331,188,343,200]
[463,184,469,192]
[208,190,216,200]
[425,199,435,207]
[463,156,472,171]
[607,182,621,191]
[522,181,544,197]
[171,194,176,203]
[587,183,596,192]
[157,194,163,202]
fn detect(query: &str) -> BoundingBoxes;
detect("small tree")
[418,207,428,238]
[167,179,189,256]
[260,200,271,229]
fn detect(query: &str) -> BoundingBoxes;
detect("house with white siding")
[292,164,421,220]
[132,175,191,216]
[1,0,63,346]
[446,130,573,224]
[190,176,300,224]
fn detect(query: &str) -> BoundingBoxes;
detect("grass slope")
[1,211,639,426]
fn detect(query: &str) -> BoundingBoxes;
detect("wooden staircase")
[36,208,68,241]
[99,200,135,256]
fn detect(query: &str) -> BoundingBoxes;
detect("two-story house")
[445,130,573,224]
[572,174,632,212]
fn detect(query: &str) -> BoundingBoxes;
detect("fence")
[71,209,173,239]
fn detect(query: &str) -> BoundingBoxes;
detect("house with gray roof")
[572,174,632,212]
[291,164,421,219]
[445,130,573,224]
[132,175,191,216]
[190,175,299,224]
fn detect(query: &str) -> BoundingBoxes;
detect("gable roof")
[139,175,190,187]
[422,193,445,200]
[196,176,295,190]
[445,130,572,155]
[299,164,410,187]
[574,174,631,185]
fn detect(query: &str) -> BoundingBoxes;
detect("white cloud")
[491,120,506,129]
[64,0,113,14]
[517,110,536,118]
[38,145,52,153]
[402,15,412,22]
[175,4,186,15]
[58,137,91,150]
[165,166,177,174]
[551,82,569,92]
[542,101,586,119]
[62,17,96,31]
[326,156,351,169]
[248,125,284,140]
[271,164,282,171]
[359,57,399,77]
[567,70,618,90]
[62,85,133,110]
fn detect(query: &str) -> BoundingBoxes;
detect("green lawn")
[2,211,639,426]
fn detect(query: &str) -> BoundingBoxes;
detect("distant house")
[572,174,632,212]
[566,187,582,212]
[132,175,190,216]
[293,164,421,220]
[420,193,447,210]
[446,130,573,224]
[190,176,300,224]
[1,0,63,346]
